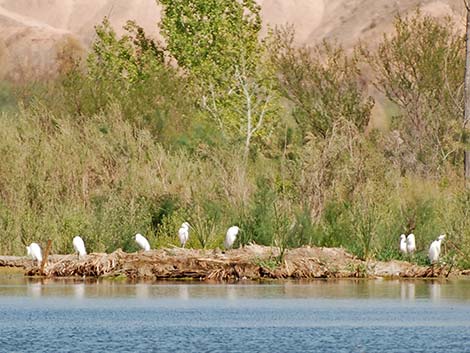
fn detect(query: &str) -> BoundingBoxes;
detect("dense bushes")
[0,8,469,268]
[364,11,465,174]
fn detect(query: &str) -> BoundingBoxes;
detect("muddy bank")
[0,245,461,280]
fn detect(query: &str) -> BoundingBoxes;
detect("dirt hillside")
[0,0,465,81]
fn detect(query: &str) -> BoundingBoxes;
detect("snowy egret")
[406,233,416,254]
[428,234,445,264]
[178,222,190,248]
[135,233,150,251]
[224,226,240,249]
[26,242,42,266]
[399,234,407,254]
[72,236,87,259]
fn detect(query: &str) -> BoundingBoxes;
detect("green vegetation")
[0,7,469,268]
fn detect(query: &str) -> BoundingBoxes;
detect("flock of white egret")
[25,224,448,267]
[399,233,446,264]
[26,222,240,265]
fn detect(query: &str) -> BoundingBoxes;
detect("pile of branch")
[0,245,459,280]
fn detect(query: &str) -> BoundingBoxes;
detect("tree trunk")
[464,4,470,182]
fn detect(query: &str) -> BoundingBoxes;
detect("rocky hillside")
[0,0,465,81]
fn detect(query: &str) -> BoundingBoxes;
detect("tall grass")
[0,104,247,254]
[0,95,469,268]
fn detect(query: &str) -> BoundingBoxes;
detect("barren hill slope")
[0,0,465,81]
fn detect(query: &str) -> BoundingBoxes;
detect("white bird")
[178,222,190,248]
[26,242,42,265]
[73,236,87,259]
[399,234,407,254]
[135,233,150,251]
[406,233,416,254]
[224,226,240,249]
[429,234,446,264]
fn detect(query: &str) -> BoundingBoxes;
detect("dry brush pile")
[8,245,458,280]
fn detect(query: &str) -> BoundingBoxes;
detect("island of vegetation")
[0,1,469,279]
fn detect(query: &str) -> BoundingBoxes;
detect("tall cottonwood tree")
[157,0,261,83]
[157,0,279,160]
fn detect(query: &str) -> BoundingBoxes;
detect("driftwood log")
[0,245,460,280]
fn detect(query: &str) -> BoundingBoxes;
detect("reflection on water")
[429,281,441,302]
[135,283,150,299]
[226,284,238,301]
[400,281,415,301]
[1,275,470,352]
[74,282,85,300]
[27,280,42,298]
[178,283,189,301]
[0,274,469,302]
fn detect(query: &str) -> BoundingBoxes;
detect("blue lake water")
[0,275,470,352]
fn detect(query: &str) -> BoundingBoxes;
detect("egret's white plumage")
[73,236,87,258]
[406,233,416,254]
[26,242,42,265]
[135,233,150,251]
[225,226,240,249]
[178,222,190,248]
[399,234,407,254]
[429,234,445,264]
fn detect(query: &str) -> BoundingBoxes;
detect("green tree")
[269,27,373,140]
[158,0,279,160]
[87,17,164,85]
[365,11,464,174]
[157,0,261,84]
[55,17,194,146]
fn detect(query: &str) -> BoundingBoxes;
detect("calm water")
[1,274,470,352]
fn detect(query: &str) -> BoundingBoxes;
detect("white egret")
[26,242,42,266]
[178,222,190,248]
[224,226,240,249]
[428,234,446,264]
[72,236,87,259]
[406,233,416,254]
[135,233,151,251]
[399,234,407,254]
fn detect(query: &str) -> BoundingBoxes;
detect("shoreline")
[0,245,465,280]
